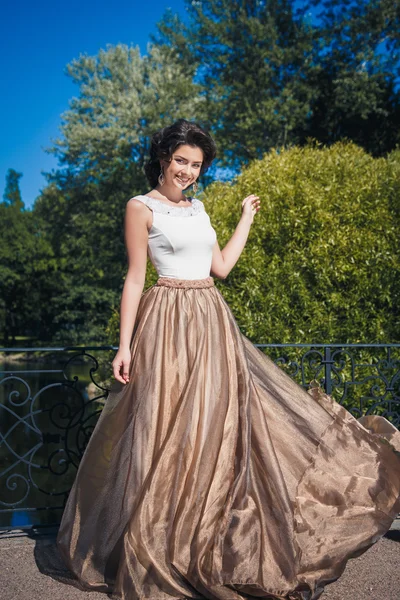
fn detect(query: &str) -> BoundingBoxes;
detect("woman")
[57,119,400,600]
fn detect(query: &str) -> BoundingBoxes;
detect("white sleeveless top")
[133,195,217,279]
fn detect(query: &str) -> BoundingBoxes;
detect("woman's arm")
[210,194,260,280]
[112,199,150,384]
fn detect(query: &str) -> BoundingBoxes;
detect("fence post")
[323,346,333,395]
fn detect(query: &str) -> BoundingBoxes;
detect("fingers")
[242,193,258,205]
[113,373,125,384]
[113,369,126,384]
[114,372,130,384]
[242,194,261,213]
[242,194,260,205]
[112,360,130,385]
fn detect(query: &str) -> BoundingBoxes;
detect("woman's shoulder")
[126,196,151,213]
[127,195,149,205]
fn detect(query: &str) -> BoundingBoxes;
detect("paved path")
[1,527,399,600]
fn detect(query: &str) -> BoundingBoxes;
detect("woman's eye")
[174,158,201,168]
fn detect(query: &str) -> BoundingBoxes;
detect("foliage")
[5,8,400,345]
[0,175,56,344]
[3,169,24,211]
[154,0,400,162]
[300,0,400,154]
[50,285,117,345]
[31,43,200,344]
[48,43,202,179]
[155,0,316,167]
[205,141,400,344]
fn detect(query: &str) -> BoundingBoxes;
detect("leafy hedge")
[205,142,400,344]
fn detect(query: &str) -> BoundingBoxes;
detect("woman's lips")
[176,176,191,185]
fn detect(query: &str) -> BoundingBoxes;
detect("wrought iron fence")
[1,343,399,533]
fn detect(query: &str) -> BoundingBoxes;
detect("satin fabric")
[57,277,400,600]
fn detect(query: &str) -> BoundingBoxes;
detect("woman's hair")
[144,119,217,187]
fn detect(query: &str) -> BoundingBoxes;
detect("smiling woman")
[143,118,217,197]
[56,118,400,600]
[167,147,203,190]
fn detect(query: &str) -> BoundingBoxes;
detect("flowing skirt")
[57,276,400,600]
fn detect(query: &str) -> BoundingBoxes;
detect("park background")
[1,0,400,530]
[1,0,399,349]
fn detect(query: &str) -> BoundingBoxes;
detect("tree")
[33,43,202,343]
[154,0,400,162]
[3,169,24,211]
[300,0,400,154]
[155,0,316,168]
[48,43,202,179]
[0,197,56,344]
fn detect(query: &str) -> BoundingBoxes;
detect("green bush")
[205,142,400,344]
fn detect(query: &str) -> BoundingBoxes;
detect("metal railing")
[1,343,399,532]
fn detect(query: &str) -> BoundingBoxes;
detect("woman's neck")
[152,185,189,204]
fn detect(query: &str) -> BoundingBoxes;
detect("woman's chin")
[174,183,191,192]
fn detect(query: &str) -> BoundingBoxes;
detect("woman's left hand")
[241,194,261,224]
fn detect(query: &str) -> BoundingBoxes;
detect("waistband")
[156,276,215,289]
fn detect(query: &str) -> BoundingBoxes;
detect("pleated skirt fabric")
[57,277,400,600]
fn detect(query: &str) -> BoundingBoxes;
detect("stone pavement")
[1,524,399,600]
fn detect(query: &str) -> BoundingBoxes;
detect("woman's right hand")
[112,348,131,384]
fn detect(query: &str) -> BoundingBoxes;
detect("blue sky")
[0,0,186,208]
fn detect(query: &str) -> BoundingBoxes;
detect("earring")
[158,166,165,186]
[192,180,199,195]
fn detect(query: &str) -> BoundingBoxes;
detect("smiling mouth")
[176,176,191,185]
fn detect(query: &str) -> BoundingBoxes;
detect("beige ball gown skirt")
[57,276,400,600]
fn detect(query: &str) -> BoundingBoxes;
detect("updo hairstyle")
[144,119,217,188]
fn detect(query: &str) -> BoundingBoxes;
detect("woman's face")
[161,144,204,191]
